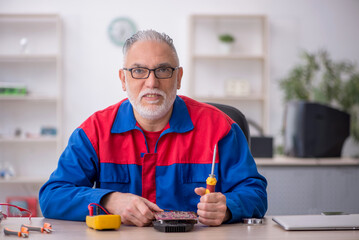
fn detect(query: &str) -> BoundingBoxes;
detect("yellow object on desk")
[86,215,121,230]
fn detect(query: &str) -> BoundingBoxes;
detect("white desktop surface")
[1,217,359,240]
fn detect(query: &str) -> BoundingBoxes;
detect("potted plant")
[218,34,235,54]
[279,49,359,157]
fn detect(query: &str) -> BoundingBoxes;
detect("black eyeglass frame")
[123,66,179,79]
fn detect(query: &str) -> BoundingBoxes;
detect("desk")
[255,156,359,166]
[1,217,358,240]
[255,157,359,216]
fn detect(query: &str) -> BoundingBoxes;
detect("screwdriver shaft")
[210,144,217,176]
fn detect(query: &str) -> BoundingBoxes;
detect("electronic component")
[86,214,121,230]
[154,211,197,220]
[86,203,121,230]
[243,218,263,224]
[153,211,198,232]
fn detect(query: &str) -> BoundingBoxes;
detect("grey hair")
[122,29,179,65]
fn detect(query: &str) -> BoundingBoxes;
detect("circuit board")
[154,211,198,220]
[153,211,198,232]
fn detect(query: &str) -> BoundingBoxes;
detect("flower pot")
[218,42,233,54]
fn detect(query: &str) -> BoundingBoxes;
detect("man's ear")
[176,67,183,90]
[119,69,126,91]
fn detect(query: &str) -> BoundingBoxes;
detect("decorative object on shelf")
[218,33,235,54]
[279,49,359,157]
[0,162,16,179]
[19,37,29,54]
[0,13,62,186]
[14,128,22,137]
[0,82,27,96]
[25,132,41,139]
[225,79,250,96]
[189,15,268,134]
[108,17,137,47]
[40,126,57,136]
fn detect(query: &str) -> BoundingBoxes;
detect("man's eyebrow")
[156,63,172,67]
[129,62,174,68]
[129,63,146,68]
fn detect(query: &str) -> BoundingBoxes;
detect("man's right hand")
[101,192,163,227]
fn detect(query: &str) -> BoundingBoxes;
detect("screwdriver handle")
[205,176,217,194]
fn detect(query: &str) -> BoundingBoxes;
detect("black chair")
[206,102,250,146]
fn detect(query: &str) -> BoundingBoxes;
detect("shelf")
[189,14,269,133]
[194,95,265,102]
[0,95,58,102]
[0,13,59,19]
[255,156,359,166]
[192,14,267,19]
[0,14,62,180]
[193,54,265,60]
[0,137,58,143]
[0,54,58,62]
[0,176,47,184]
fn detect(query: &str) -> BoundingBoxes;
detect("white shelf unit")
[0,176,47,184]
[188,15,269,134]
[0,14,62,183]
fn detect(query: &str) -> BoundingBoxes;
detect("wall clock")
[108,17,137,47]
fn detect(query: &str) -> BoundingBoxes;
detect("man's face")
[119,40,183,120]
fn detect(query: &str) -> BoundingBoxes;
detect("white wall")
[1,0,359,154]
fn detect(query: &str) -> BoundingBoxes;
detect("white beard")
[125,79,177,120]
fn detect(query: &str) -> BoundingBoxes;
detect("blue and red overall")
[39,96,267,223]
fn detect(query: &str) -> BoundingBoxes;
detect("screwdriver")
[21,223,53,233]
[4,226,29,238]
[205,144,217,194]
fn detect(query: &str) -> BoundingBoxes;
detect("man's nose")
[145,71,160,88]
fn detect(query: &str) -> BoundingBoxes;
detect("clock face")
[108,17,137,46]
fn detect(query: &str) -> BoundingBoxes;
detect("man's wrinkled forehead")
[123,40,179,66]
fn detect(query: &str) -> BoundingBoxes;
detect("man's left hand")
[194,187,230,226]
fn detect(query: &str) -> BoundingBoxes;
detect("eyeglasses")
[0,203,32,219]
[123,66,179,79]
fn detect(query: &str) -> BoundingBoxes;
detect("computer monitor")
[284,101,350,158]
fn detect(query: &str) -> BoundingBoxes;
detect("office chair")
[206,102,250,146]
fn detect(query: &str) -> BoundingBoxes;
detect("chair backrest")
[206,102,250,146]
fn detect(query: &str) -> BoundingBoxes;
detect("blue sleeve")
[39,128,114,221]
[218,123,268,223]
